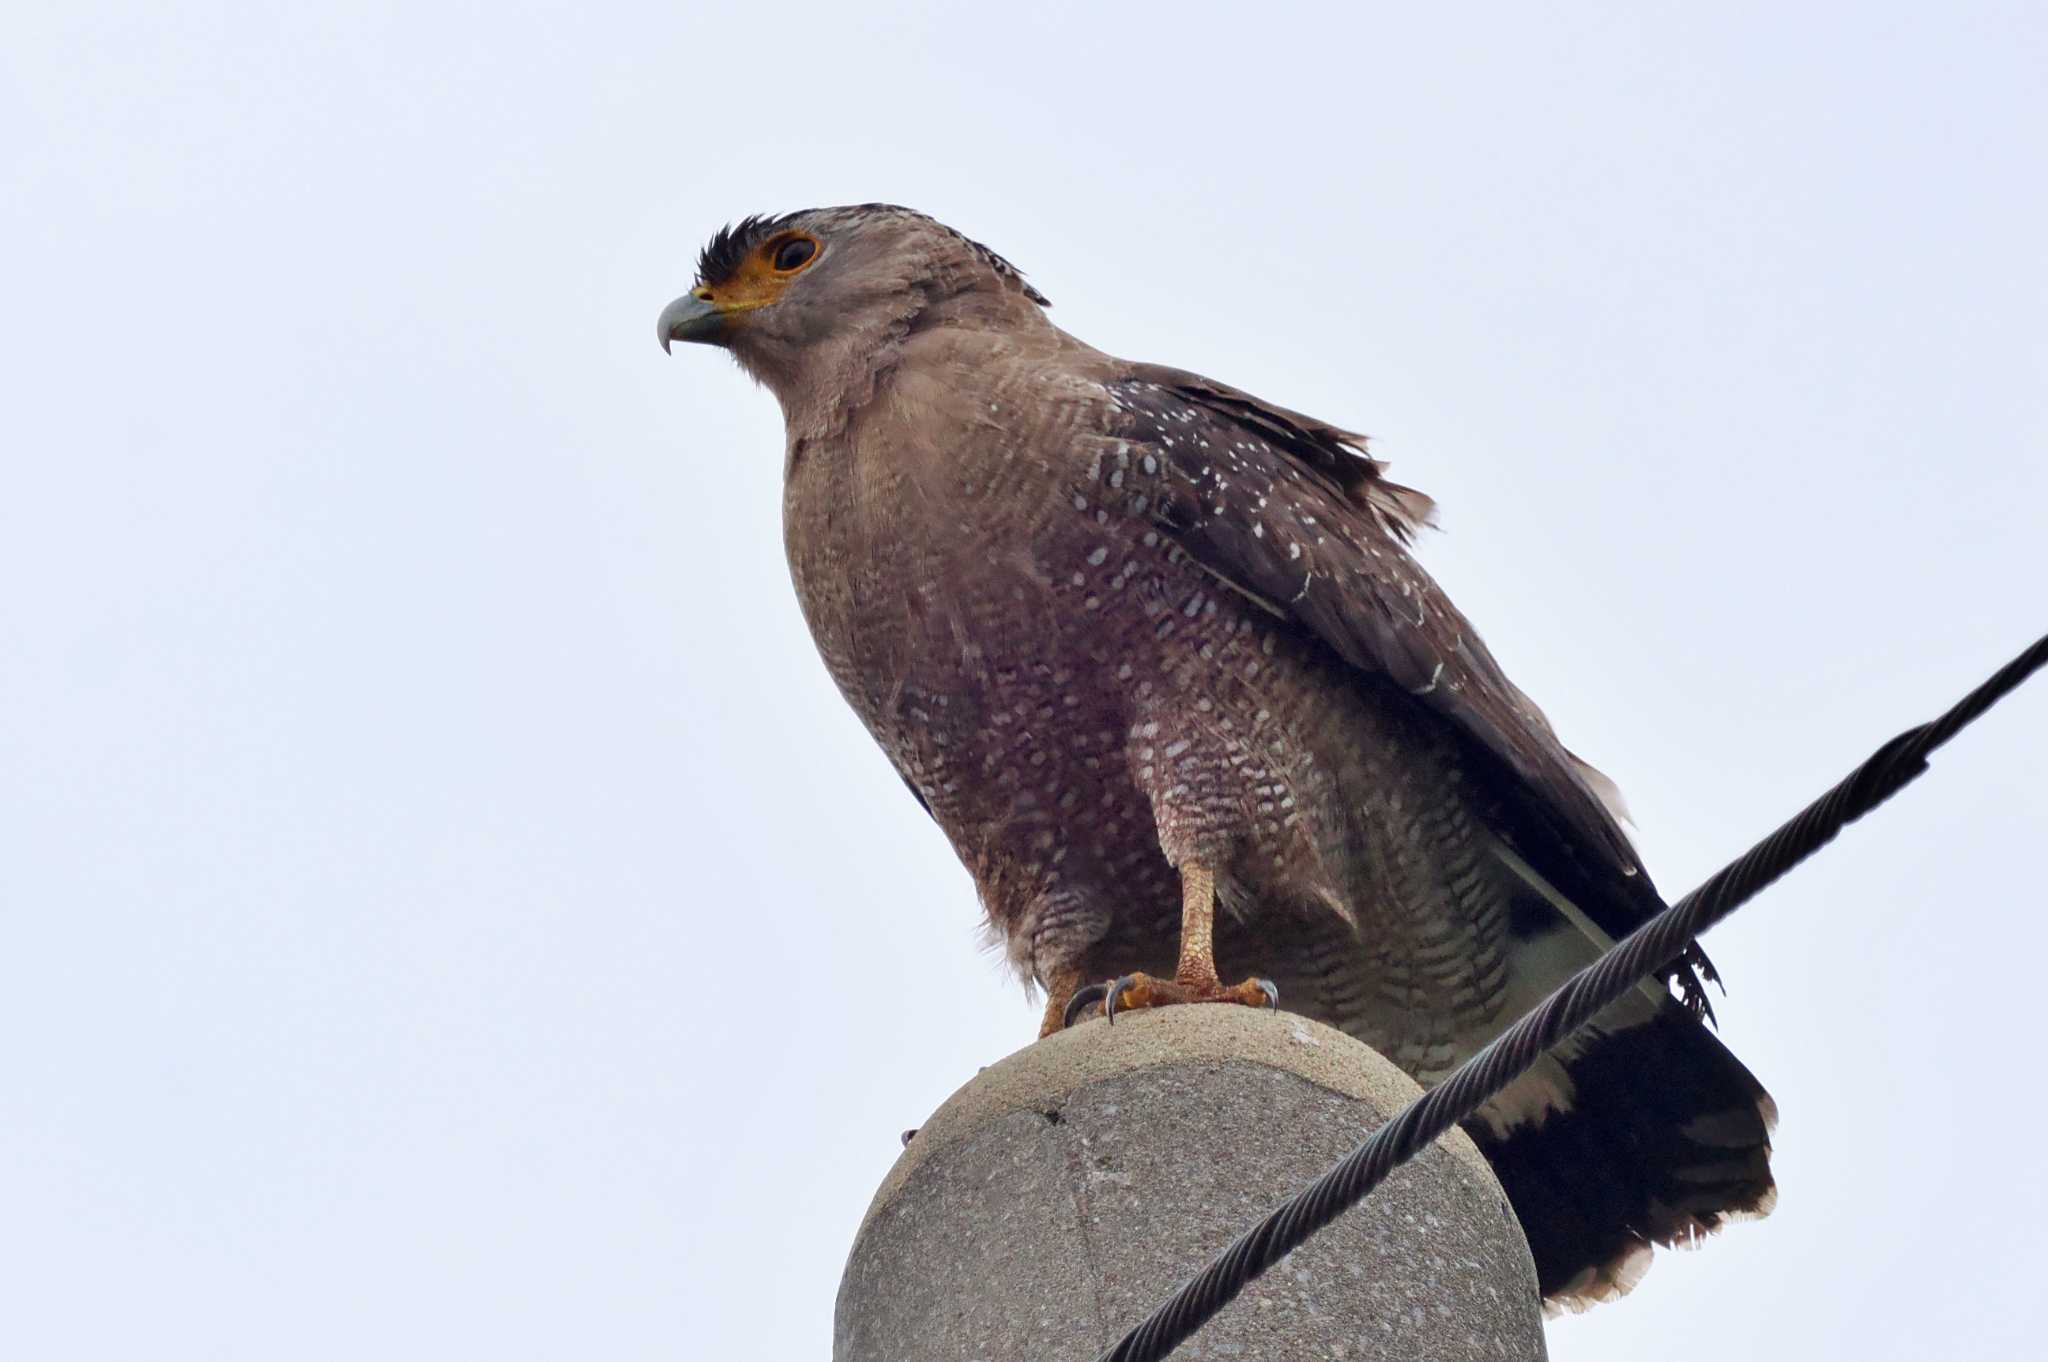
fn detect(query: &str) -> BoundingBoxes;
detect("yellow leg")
[1175,862,1221,990]
[1059,862,1277,1027]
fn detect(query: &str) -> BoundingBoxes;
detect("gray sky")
[4,3,2045,1358]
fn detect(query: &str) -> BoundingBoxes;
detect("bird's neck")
[761,286,1057,439]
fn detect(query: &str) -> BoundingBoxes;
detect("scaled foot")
[1062,973,1278,1029]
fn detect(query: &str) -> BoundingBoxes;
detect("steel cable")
[1095,632,2048,1362]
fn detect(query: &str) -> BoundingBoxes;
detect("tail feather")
[1258,823,1777,1310]
[1466,1000,1776,1308]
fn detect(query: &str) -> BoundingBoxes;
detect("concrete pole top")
[840,1006,1545,1361]
[865,1005,1495,1238]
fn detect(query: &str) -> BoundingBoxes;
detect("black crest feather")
[693,205,1050,306]
[695,213,798,288]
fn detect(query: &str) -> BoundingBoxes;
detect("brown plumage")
[658,204,1775,1309]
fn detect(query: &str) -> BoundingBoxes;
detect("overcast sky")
[4,3,2045,1359]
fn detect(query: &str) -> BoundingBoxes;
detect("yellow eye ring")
[768,235,818,273]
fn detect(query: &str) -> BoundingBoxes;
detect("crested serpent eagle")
[657,204,1775,1308]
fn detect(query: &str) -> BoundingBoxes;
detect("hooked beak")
[657,292,725,352]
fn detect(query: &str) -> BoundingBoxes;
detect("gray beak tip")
[658,293,725,352]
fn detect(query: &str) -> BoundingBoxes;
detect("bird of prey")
[658,204,1774,1308]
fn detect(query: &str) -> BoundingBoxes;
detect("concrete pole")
[835,1006,1546,1361]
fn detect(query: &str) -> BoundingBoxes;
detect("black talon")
[1062,981,1112,1029]
[1256,978,1280,1009]
[1103,974,1143,1024]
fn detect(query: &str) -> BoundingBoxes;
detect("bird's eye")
[771,237,817,272]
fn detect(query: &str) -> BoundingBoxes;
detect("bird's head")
[657,204,1050,409]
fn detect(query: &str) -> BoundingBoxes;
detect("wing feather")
[1109,366,1711,997]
